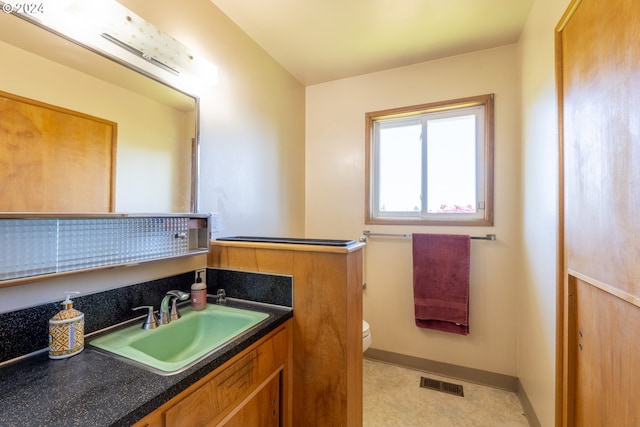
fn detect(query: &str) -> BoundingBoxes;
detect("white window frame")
[365,94,494,226]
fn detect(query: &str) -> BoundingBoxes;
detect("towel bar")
[360,230,496,241]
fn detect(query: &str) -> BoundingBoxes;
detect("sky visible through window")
[426,115,476,213]
[378,115,476,213]
[379,124,421,212]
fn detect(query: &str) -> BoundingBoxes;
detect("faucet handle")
[206,289,227,304]
[216,289,227,304]
[133,306,159,330]
[169,294,189,321]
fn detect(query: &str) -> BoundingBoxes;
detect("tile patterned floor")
[363,358,530,427]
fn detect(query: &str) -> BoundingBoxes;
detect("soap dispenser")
[48,291,84,359]
[190,270,207,311]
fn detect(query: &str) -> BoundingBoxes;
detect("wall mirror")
[0,4,199,214]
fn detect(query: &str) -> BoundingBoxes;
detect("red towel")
[412,233,470,335]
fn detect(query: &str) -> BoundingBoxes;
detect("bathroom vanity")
[132,320,291,427]
[209,237,365,427]
[0,299,292,426]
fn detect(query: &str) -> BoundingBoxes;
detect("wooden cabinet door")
[215,373,280,427]
[558,0,640,425]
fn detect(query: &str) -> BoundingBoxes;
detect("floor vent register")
[419,376,464,397]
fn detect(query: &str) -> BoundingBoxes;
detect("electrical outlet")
[195,268,206,286]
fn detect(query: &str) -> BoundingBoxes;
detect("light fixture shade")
[14,0,217,88]
[101,4,194,75]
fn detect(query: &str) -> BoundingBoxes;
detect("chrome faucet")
[159,290,190,325]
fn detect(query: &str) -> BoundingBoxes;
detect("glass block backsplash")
[0,219,58,279]
[0,215,209,282]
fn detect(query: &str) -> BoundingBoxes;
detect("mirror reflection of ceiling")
[0,0,209,213]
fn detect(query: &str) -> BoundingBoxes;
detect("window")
[365,94,494,226]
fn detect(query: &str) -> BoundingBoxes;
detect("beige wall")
[305,45,522,375]
[518,0,571,425]
[0,0,305,312]
[120,0,306,238]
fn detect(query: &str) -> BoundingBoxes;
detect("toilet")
[362,320,371,352]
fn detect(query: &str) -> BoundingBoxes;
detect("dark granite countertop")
[0,299,292,427]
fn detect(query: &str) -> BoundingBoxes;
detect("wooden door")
[0,90,116,212]
[557,0,640,425]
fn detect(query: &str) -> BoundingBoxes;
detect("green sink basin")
[90,304,270,375]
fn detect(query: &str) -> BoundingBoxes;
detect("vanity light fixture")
[5,0,218,89]
[101,32,181,76]
[97,3,196,77]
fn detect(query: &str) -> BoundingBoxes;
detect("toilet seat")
[362,320,371,352]
[362,320,370,339]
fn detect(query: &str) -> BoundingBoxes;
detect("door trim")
[555,1,582,426]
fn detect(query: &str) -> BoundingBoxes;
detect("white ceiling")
[210,0,535,86]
